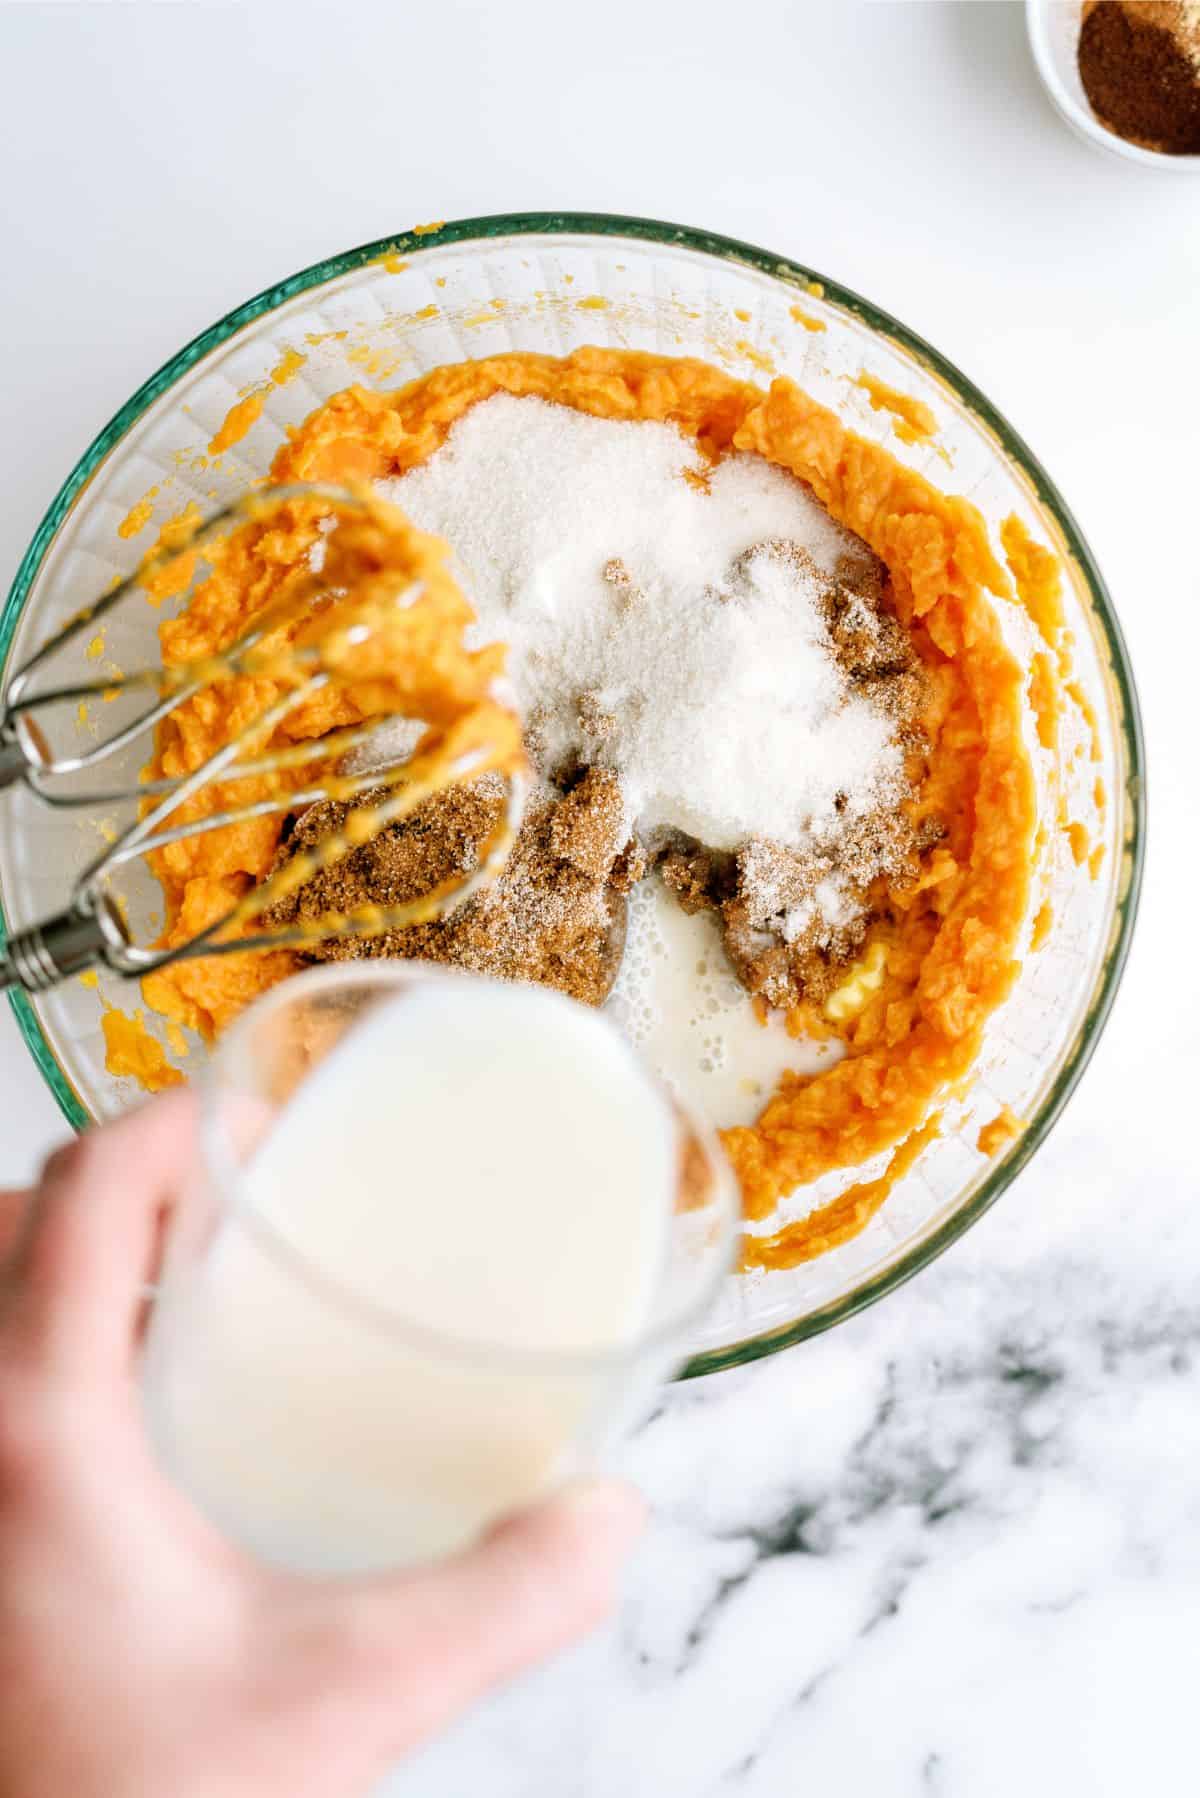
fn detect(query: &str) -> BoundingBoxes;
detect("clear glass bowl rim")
[0,209,1146,1380]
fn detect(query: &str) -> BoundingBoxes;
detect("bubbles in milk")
[607,877,836,1131]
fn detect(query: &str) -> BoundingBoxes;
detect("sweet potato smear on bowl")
[137,350,1039,1270]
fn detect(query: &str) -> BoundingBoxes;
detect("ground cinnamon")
[1078,1,1200,154]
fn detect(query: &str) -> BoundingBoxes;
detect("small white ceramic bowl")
[1027,0,1200,170]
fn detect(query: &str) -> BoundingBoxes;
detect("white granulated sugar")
[781,903,815,944]
[379,395,902,852]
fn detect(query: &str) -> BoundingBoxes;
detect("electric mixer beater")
[0,484,525,995]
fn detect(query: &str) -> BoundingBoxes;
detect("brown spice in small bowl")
[1078,1,1200,155]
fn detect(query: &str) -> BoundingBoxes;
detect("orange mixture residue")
[789,305,826,333]
[101,1005,185,1093]
[1066,677,1103,763]
[1028,652,1060,753]
[977,1105,1023,1157]
[133,348,1043,1269]
[208,392,265,457]
[1001,515,1066,664]
[142,503,204,606]
[269,348,306,387]
[854,373,939,445]
[1067,821,1090,866]
[742,1114,942,1271]
[736,341,776,375]
[118,489,158,539]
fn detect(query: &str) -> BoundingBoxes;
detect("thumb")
[320,1479,646,1754]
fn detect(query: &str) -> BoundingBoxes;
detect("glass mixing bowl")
[0,213,1143,1378]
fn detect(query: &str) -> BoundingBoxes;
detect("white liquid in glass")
[143,979,678,1572]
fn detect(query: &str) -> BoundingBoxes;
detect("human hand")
[0,1094,644,1798]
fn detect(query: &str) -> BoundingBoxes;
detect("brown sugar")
[600,556,643,608]
[547,764,626,878]
[661,818,915,1011]
[1078,1,1200,154]
[263,766,631,1007]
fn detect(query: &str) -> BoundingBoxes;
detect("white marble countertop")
[1,4,1196,1793]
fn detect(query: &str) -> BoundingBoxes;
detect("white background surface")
[1,4,1197,1795]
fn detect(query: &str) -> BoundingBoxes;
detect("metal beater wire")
[0,483,525,994]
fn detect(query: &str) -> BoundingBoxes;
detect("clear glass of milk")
[141,961,738,1575]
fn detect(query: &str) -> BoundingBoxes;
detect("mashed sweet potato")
[137,349,1039,1269]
